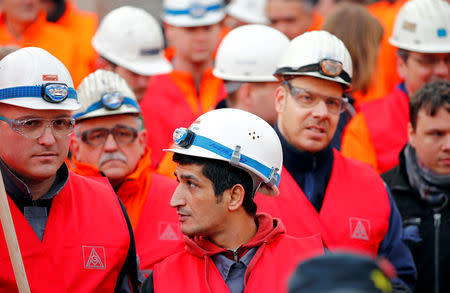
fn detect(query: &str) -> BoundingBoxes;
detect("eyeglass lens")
[81,125,138,146]
[0,116,75,139]
[285,81,346,114]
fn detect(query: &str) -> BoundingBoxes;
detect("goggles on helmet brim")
[0,83,77,104]
[275,59,351,84]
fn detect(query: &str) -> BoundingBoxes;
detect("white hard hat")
[163,0,226,27]
[389,0,450,53]
[73,70,140,121]
[92,6,172,76]
[275,30,353,90]
[213,24,289,82]
[0,47,80,110]
[165,108,283,196]
[226,0,269,24]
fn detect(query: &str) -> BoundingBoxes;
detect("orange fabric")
[341,113,379,172]
[156,151,176,179]
[54,1,98,86]
[367,0,407,97]
[141,69,226,167]
[308,12,323,31]
[170,69,223,115]
[352,68,387,109]
[72,147,153,229]
[0,11,75,79]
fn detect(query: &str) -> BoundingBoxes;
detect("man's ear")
[408,121,416,148]
[396,54,407,80]
[69,135,80,159]
[275,85,287,113]
[227,184,246,212]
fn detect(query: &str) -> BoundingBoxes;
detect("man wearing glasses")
[0,48,140,291]
[255,31,417,291]
[69,69,184,274]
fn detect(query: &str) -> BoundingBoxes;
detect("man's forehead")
[78,114,137,126]
[0,102,72,118]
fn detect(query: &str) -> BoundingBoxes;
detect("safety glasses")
[0,116,75,139]
[284,80,348,114]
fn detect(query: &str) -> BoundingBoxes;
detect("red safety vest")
[140,70,226,168]
[256,150,391,256]
[360,87,410,174]
[0,173,130,292]
[133,173,185,273]
[153,233,323,293]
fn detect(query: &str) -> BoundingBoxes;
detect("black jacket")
[382,150,450,293]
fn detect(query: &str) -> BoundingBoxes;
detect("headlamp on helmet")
[0,83,77,104]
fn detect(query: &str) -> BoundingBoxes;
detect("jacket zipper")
[433,212,441,293]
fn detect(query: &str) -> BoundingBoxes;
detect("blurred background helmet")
[73,69,140,120]
[0,47,79,110]
[275,30,353,90]
[226,0,269,25]
[162,0,226,27]
[166,108,283,196]
[389,0,450,53]
[214,24,289,82]
[92,6,172,76]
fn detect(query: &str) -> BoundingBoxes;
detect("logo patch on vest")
[83,246,106,269]
[158,222,181,240]
[349,218,370,241]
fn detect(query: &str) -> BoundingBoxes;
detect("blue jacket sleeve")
[378,185,417,292]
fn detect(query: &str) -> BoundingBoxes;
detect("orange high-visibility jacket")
[341,85,409,174]
[0,11,75,79]
[53,1,98,86]
[141,69,226,168]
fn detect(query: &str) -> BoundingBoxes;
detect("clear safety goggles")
[0,116,75,139]
[284,80,348,114]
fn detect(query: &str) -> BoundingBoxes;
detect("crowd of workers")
[0,0,449,292]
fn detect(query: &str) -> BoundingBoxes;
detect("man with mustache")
[382,80,450,293]
[342,0,450,174]
[255,30,416,291]
[142,108,324,292]
[70,70,184,274]
[0,47,139,292]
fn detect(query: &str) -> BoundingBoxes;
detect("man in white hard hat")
[141,108,324,292]
[254,30,417,291]
[213,24,289,126]
[382,80,450,293]
[342,0,450,174]
[140,0,227,168]
[92,6,172,102]
[266,0,322,40]
[0,47,140,292]
[70,69,184,274]
[224,0,269,30]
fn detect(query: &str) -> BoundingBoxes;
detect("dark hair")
[397,48,410,62]
[172,153,257,216]
[409,80,450,129]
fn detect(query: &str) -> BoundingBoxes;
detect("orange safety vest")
[141,70,226,168]
[53,1,98,86]
[367,0,407,97]
[0,11,75,80]
[0,173,130,292]
[342,86,409,173]
[71,148,184,272]
[256,150,390,256]
[153,222,323,292]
